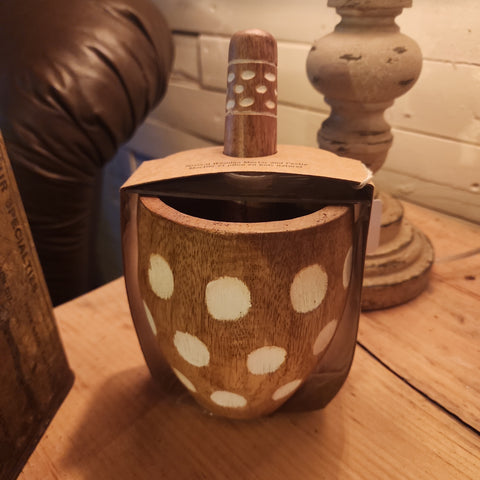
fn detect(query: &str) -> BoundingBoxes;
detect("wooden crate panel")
[0,136,73,480]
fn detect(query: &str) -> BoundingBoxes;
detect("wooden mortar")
[122,30,370,419]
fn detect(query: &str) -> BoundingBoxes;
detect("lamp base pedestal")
[361,192,434,311]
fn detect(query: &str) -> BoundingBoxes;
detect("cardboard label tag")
[122,145,373,190]
[121,145,374,211]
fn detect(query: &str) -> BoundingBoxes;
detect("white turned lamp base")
[362,192,434,310]
[306,0,434,310]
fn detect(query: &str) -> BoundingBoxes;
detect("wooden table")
[20,203,480,479]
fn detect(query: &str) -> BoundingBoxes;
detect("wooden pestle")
[162,30,316,223]
[220,29,316,222]
[223,29,278,158]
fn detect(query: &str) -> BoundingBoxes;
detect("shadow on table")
[60,366,346,479]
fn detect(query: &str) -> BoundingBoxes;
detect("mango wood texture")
[20,275,480,480]
[358,201,480,431]
[223,30,277,158]
[137,197,355,419]
[0,135,73,480]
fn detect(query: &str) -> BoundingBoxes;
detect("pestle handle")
[223,30,278,158]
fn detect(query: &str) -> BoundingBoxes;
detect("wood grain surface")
[223,30,278,158]
[136,196,354,419]
[19,201,480,479]
[358,201,480,431]
[0,135,73,480]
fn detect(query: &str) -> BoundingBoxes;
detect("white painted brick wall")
[127,0,480,223]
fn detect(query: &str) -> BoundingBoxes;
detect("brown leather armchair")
[0,0,173,305]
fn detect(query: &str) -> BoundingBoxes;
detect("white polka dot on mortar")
[247,346,286,375]
[173,331,210,367]
[143,300,157,335]
[313,319,338,356]
[272,379,303,401]
[343,246,353,290]
[205,276,251,321]
[210,391,247,408]
[290,264,328,314]
[173,368,197,392]
[148,254,174,299]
